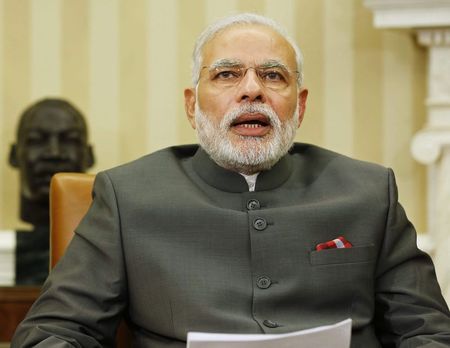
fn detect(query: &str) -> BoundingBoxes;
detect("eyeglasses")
[200,64,299,90]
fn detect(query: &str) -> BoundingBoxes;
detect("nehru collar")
[192,147,293,193]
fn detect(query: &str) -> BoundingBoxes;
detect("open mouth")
[230,114,271,136]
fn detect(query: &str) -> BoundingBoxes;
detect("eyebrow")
[209,58,243,69]
[209,58,292,72]
[259,59,290,72]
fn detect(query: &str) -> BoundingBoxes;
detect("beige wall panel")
[146,0,180,152]
[0,0,4,227]
[205,0,238,22]
[61,0,90,116]
[88,0,120,172]
[0,1,2,107]
[411,47,427,233]
[353,3,383,164]
[178,0,206,145]
[1,0,32,229]
[119,0,148,162]
[264,0,296,34]
[30,0,61,100]
[293,0,325,145]
[238,0,265,13]
[323,0,355,157]
[381,31,426,232]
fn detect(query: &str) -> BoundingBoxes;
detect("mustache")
[221,103,281,128]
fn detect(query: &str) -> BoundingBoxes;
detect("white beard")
[194,102,299,174]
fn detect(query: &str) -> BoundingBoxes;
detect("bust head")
[9,99,94,211]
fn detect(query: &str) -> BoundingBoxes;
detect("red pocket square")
[316,236,353,251]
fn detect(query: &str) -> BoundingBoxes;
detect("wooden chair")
[49,172,132,347]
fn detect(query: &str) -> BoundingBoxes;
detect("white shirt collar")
[239,172,259,192]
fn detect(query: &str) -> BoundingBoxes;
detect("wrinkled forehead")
[19,106,86,136]
[201,24,297,69]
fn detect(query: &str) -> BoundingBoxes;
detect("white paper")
[187,318,351,348]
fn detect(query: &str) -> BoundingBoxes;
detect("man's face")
[12,106,92,202]
[185,24,308,173]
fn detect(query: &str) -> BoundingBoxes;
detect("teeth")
[241,123,262,128]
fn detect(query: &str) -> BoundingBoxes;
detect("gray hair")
[192,13,304,87]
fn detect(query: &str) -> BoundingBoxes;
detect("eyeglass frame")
[198,59,300,90]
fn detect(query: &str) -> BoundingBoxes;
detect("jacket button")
[256,276,272,289]
[253,218,267,231]
[247,199,260,210]
[263,319,279,328]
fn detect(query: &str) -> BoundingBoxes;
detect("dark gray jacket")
[12,144,450,347]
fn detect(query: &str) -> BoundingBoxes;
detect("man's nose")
[236,68,266,103]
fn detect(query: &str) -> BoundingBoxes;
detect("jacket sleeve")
[374,169,450,347]
[11,172,127,348]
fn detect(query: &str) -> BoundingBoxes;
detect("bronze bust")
[8,98,94,284]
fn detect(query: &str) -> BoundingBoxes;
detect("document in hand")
[187,318,352,348]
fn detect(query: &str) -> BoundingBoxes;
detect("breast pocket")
[308,245,377,321]
[310,245,375,266]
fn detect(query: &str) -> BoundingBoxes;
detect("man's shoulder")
[103,144,199,179]
[290,143,389,177]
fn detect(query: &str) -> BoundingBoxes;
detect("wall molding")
[364,0,450,28]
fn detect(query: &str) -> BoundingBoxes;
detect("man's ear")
[9,144,19,168]
[84,145,95,169]
[184,88,197,129]
[297,88,309,128]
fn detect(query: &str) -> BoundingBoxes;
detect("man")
[9,98,94,284]
[12,13,450,347]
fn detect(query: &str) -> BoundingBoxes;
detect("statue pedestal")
[0,231,15,286]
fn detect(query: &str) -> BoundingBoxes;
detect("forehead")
[21,106,84,134]
[202,24,297,68]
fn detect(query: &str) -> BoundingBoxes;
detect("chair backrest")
[49,172,132,346]
[50,172,95,268]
